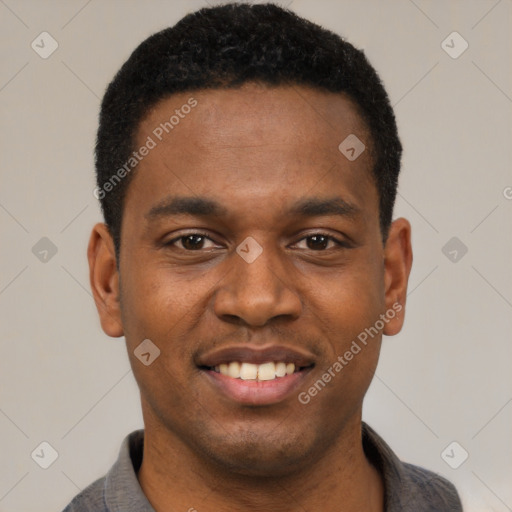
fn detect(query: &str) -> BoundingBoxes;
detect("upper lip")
[196,345,316,368]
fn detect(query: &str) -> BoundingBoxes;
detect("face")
[89,83,412,477]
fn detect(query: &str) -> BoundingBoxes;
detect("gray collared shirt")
[62,423,463,511]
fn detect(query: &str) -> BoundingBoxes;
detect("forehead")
[138,83,370,152]
[126,83,376,222]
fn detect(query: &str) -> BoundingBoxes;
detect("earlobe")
[87,223,124,338]
[382,218,413,336]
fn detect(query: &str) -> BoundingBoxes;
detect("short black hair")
[95,2,402,263]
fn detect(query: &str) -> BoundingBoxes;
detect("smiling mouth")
[201,361,313,382]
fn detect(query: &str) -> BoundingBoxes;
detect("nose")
[213,244,302,327]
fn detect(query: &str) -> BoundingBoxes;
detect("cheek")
[312,258,385,345]
[303,255,385,404]
[119,262,221,385]
[304,273,384,417]
[318,290,383,388]
[119,267,199,418]
[120,263,198,339]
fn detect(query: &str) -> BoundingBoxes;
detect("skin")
[88,83,412,512]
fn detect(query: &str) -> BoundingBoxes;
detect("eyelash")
[165,232,349,251]
[166,232,218,250]
[295,233,350,250]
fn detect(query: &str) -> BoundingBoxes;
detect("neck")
[137,413,384,512]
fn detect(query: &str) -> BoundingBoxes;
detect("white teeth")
[227,361,240,378]
[257,362,276,381]
[240,362,258,380]
[213,361,298,381]
[275,362,287,377]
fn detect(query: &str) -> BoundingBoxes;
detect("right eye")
[165,233,219,251]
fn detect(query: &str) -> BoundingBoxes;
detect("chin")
[195,425,319,478]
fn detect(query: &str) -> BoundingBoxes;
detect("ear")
[87,223,124,337]
[382,218,413,336]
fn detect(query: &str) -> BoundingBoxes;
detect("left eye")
[169,234,218,251]
[295,234,342,251]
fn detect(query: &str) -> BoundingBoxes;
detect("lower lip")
[201,368,312,405]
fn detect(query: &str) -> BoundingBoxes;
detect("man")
[64,3,463,511]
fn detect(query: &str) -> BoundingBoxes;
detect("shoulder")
[361,423,463,511]
[60,429,147,512]
[61,476,107,512]
[399,462,463,511]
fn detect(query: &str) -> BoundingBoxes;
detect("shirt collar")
[362,422,415,511]
[103,424,407,512]
[104,429,155,512]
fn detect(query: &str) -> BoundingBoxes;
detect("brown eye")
[180,234,207,250]
[306,234,330,250]
[293,233,347,251]
[165,232,220,252]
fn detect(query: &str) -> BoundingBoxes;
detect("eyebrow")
[145,196,228,220]
[145,195,359,221]
[289,197,359,219]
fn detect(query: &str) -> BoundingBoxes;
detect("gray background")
[1,0,511,510]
